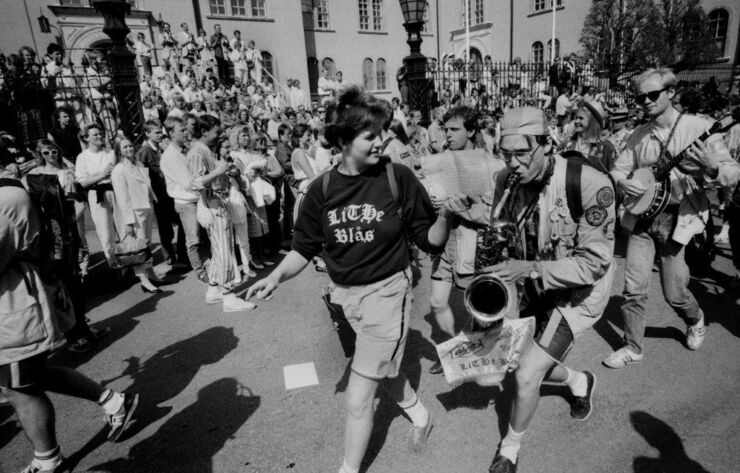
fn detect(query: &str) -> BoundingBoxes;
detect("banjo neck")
[652,115,735,181]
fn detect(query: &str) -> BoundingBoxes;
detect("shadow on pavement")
[113,326,240,442]
[593,295,627,350]
[690,269,740,339]
[89,378,260,473]
[0,406,21,450]
[631,410,710,473]
[49,290,174,371]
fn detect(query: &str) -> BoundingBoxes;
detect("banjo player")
[604,68,740,369]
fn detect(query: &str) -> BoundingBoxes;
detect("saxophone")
[464,173,520,328]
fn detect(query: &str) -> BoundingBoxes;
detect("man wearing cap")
[450,106,616,472]
[604,68,739,368]
[559,100,617,172]
[608,108,631,152]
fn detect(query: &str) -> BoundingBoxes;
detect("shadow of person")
[0,405,22,450]
[631,411,711,473]
[89,378,260,473]
[111,326,240,441]
[50,290,173,371]
[592,295,627,350]
[358,329,436,472]
[689,269,740,339]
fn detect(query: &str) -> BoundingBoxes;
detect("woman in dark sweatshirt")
[247,86,466,473]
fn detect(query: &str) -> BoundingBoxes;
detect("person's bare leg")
[2,387,57,452]
[342,372,379,471]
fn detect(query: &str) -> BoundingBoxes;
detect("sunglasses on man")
[635,86,670,104]
[501,144,541,167]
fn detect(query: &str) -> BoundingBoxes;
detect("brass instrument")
[464,174,520,328]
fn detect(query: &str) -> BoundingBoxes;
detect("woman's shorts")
[331,268,413,380]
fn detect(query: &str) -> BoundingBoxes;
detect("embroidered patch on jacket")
[596,186,614,208]
[603,219,615,240]
[585,206,607,226]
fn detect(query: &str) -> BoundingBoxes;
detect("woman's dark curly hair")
[323,85,390,148]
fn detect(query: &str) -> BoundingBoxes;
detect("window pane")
[359,0,369,30]
[232,0,247,16]
[534,0,545,11]
[532,42,543,64]
[376,58,386,90]
[363,58,375,90]
[209,0,226,14]
[317,0,330,28]
[251,0,266,17]
[262,51,274,81]
[372,0,383,31]
[475,0,483,24]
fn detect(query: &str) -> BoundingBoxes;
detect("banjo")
[624,114,738,220]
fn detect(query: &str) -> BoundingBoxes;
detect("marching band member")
[247,86,459,473]
[454,107,616,472]
[604,68,739,368]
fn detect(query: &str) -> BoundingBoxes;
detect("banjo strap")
[654,111,684,177]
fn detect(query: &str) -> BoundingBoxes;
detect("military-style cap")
[580,100,606,128]
[500,107,548,136]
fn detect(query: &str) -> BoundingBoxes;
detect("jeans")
[174,202,206,277]
[621,211,703,354]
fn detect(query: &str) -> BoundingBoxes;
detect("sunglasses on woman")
[41,149,59,156]
[635,87,669,104]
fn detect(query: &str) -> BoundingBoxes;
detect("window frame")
[376,58,387,90]
[231,0,247,16]
[532,41,544,64]
[708,8,729,57]
[251,0,267,17]
[208,0,270,18]
[209,0,227,15]
[363,58,375,90]
[359,0,370,30]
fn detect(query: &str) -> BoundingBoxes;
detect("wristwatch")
[528,261,540,280]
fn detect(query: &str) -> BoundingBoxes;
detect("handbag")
[249,177,276,207]
[227,183,248,224]
[112,235,152,268]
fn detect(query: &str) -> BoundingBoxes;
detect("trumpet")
[464,174,520,328]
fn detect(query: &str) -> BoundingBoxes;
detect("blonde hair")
[634,67,677,92]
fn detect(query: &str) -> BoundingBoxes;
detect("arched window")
[532,41,544,65]
[322,57,336,80]
[547,38,560,61]
[363,58,375,90]
[262,51,274,82]
[376,58,387,90]
[708,9,729,57]
[307,57,320,94]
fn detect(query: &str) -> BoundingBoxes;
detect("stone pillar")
[402,20,431,126]
[93,0,144,143]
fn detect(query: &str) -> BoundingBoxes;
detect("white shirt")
[555,95,572,116]
[160,143,199,204]
[75,148,116,188]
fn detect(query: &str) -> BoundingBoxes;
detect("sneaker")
[408,413,433,456]
[250,261,265,270]
[89,326,112,340]
[429,360,444,375]
[66,338,92,354]
[686,323,706,351]
[106,393,139,442]
[603,346,643,369]
[245,268,257,278]
[20,458,66,473]
[222,294,256,312]
[570,371,596,421]
[205,285,223,304]
[489,452,517,473]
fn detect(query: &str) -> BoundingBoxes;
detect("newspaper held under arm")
[435,316,535,387]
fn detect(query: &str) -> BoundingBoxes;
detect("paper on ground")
[283,362,319,390]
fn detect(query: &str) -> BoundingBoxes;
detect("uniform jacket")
[0,183,64,364]
[611,113,740,245]
[474,154,616,335]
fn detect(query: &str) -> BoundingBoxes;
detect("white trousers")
[88,190,123,266]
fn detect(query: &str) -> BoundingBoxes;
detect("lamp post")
[399,0,430,125]
[93,0,144,143]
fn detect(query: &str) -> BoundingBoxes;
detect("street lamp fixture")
[398,0,429,124]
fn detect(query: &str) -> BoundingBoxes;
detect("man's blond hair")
[634,67,677,91]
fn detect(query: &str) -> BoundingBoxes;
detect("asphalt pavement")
[1,229,739,473]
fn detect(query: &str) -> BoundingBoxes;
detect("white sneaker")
[686,323,706,350]
[603,347,643,369]
[205,285,223,304]
[222,293,256,312]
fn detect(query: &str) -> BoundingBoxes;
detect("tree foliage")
[580,0,719,82]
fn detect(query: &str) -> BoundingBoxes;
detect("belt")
[91,183,113,204]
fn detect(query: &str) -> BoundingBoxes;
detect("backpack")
[0,175,78,282]
[560,150,617,221]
